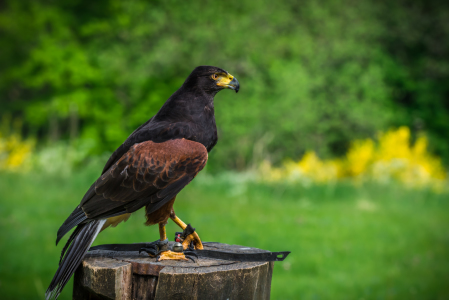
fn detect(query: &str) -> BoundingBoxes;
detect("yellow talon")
[182,232,203,250]
[157,250,189,261]
[170,215,203,250]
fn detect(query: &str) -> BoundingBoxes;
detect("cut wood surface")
[73,242,274,300]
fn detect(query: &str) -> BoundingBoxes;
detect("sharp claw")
[185,255,197,263]
[184,251,198,258]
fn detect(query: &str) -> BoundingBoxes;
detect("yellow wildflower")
[259,127,447,192]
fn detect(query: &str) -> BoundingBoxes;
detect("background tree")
[0,0,448,171]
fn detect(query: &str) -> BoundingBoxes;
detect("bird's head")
[182,66,240,95]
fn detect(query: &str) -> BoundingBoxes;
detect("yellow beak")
[216,73,240,93]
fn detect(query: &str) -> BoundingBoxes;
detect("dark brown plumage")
[46,66,239,299]
[81,139,208,220]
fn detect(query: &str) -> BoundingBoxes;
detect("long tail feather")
[56,206,87,245]
[58,225,82,265]
[46,219,105,300]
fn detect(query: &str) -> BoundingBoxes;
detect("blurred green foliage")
[0,0,448,170]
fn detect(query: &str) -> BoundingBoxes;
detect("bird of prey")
[45,66,240,299]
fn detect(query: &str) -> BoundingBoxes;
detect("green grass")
[1,168,449,299]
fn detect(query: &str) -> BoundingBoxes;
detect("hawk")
[46,66,239,299]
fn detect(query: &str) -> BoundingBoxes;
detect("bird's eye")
[211,74,219,80]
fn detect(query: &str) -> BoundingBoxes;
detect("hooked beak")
[216,73,240,93]
[228,77,240,93]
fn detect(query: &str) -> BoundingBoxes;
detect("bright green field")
[1,167,448,300]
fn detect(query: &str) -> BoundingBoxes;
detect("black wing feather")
[56,139,208,243]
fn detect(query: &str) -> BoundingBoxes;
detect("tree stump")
[73,242,275,300]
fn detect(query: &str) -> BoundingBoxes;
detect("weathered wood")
[73,258,132,300]
[73,242,274,300]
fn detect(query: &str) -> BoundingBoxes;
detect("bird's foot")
[175,224,204,250]
[139,238,197,262]
[157,250,197,262]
